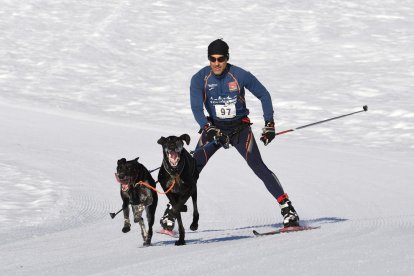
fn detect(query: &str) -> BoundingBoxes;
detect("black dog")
[157,134,199,246]
[116,157,158,246]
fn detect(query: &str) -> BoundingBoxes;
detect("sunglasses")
[208,56,227,63]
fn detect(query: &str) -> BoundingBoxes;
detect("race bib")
[215,104,236,119]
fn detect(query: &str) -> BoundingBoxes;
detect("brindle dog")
[116,157,158,246]
[157,134,199,246]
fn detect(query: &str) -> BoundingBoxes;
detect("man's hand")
[204,123,221,142]
[260,121,276,146]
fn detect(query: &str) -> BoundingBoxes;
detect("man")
[190,39,299,227]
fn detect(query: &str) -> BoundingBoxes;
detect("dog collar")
[162,158,184,177]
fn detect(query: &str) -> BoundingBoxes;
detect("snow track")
[1,94,414,275]
[1,0,414,274]
[0,104,117,246]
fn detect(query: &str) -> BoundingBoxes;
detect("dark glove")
[260,121,276,146]
[204,123,221,142]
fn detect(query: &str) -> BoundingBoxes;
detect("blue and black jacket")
[190,64,274,129]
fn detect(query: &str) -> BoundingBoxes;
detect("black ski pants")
[192,124,285,201]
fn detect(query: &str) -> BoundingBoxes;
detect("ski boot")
[160,204,175,231]
[278,194,300,227]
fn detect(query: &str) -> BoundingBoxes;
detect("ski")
[157,229,178,237]
[253,225,320,236]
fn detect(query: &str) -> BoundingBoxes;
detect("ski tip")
[253,225,320,236]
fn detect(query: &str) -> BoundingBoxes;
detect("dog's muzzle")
[163,139,184,168]
[166,149,181,167]
[115,173,132,192]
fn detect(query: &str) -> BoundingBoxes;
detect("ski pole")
[110,207,124,219]
[276,105,368,136]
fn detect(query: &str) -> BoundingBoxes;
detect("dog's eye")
[175,141,183,152]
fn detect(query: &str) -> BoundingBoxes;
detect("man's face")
[209,55,228,76]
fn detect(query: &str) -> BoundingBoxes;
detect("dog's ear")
[157,137,166,145]
[117,158,126,165]
[180,134,191,145]
[134,157,139,163]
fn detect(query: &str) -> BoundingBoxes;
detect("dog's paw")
[190,222,198,231]
[122,225,131,233]
[142,239,151,247]
[175,240,186,246]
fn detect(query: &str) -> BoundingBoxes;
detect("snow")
[1,0,413,275]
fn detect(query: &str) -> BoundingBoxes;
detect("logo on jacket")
[208,83,218,91]
[228,81,238,92]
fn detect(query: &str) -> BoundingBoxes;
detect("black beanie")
[208,39,229,59]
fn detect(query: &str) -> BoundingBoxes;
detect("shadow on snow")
[151,217,347,246]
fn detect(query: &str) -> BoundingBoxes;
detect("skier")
[190,39,299,227]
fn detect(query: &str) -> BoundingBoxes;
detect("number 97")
[221,108,231,116]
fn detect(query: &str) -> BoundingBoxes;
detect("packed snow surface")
[1,0,413,275]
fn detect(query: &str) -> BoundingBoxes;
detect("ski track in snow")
[0,104,413,274]
[0,161,61,227]
[1,0,414,275]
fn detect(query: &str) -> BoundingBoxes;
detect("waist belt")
[213,116,250,130]
[212,117,252,148]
